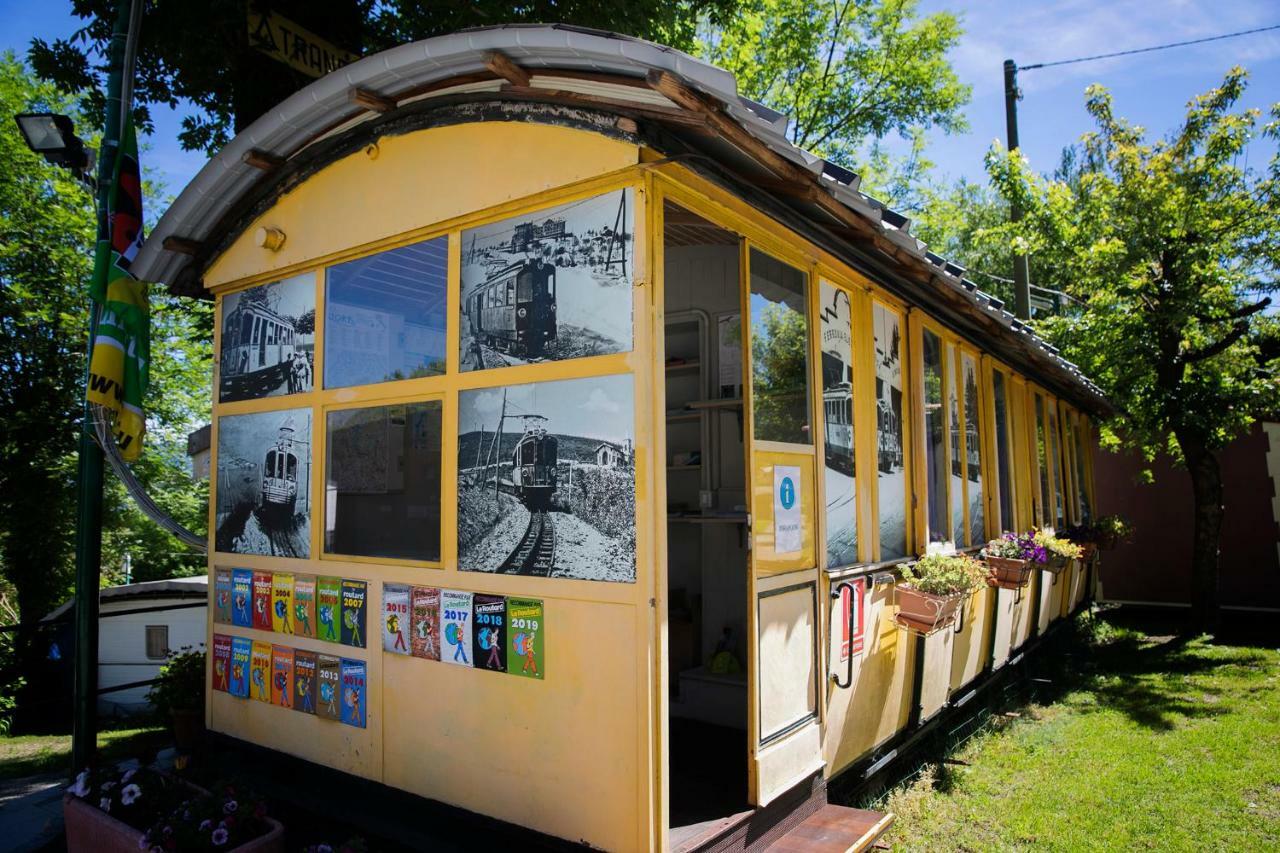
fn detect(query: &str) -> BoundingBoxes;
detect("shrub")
[983,532,1045,563]
[147,645,206,717]
[1034,530,1084,562]
[900,553,988,596]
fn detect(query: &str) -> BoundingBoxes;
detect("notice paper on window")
[774,465,802,555]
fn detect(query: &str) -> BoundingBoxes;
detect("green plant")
[1093,515,1133,543]
[983,532,1045,563]
[147,645,206,717]
[900,553,988,596]
[1034,530,1084,562]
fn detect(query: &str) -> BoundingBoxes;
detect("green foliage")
[900,553,987,597]
[1033,529,1083,562]
[751,303,811,443]
[696,0,969,193]
[32,0,738,154]
[146,646,206,716]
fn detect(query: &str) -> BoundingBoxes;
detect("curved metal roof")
[134,23,1107,411]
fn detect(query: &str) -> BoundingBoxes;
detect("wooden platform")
[764,805,895,853]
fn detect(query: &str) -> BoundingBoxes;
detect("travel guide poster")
[213,568,232,624]
[411,586,440,661]
[340,658,367,728]
[317,576,342,643]
[293,649,317,714]
[230,637,251,698]
[341,579,368,648]
[211,633,232,693]
[271,645,294,708]
[232,568,253,628]
[294,574,317,638]
[440,590,473,667]
[317,654,342,721]
[382,583,410,655]
[271,572,295,634]
[250,640,272,702]
[252,570,273,631]
[507,597,544,679]
[472,594,506,672]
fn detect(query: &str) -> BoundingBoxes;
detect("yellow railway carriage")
[134,25,1106,852]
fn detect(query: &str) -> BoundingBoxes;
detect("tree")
[696,0,969,183]
[984,68,1280,632]
[32,0,736,154]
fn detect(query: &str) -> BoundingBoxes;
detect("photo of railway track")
[215,408,312,557]
[457,374,636,583]
[459,188,634,373]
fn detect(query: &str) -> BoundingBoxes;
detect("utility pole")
[1003,59,1032,321]
[73,0,139,773]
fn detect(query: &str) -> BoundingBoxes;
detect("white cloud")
[579,387,620,414]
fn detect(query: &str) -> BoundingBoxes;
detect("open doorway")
[662,202,752,847]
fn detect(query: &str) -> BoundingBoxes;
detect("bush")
[900,553,988,596]
[983,531,1045,563]
[147,645,206,717]
[1034,530,1084,562]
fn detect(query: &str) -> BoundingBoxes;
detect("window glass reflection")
[873,303,907,559]
[749,249,811,444]
[923,329,948,543]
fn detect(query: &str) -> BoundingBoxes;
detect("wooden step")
[764,805,895,853]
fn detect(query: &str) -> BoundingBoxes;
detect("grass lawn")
[0,725,169,781]
[882,610,1280,851]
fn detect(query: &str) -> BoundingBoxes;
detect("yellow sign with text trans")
[248,11,359,79]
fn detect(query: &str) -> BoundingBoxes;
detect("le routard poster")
[340,658,367,728]
[472,594,506,673]
[316,576,342,643]
[293,649,317,714]
[214,568,232,624]
[252,571,273,631]
[211,633,232,693]
[411,586,441,661]
[250,640,272,702]
[440,590,473,667]
[506,597,544,679]
[382,583,411,655]
[230,637,251,698]
[294,574,317,639]
[340,579,368,648]
[271,572,295,634]
[271,645,294,708]
[316,654,342,721]
[232,569,253,628]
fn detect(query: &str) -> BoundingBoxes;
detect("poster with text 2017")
[440,590,473,667]
[506,597,544,679]
[340,658,367,728]
[382,583,411,655]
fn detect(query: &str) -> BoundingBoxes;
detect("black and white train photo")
[216,409,312,558]
[457,374,636,583]
[873,303,908,559]
[459,188,634,372]
[219,273,315,403]
[820,282,857,567]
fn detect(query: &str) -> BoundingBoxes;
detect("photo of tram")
[823,383,854,475]
[463,259,557,358]
[510,414,558,509]
[215,409,311,558]
[219,274,315,402]
[261,418,300,515]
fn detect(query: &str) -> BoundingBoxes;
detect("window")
[325,401,443,561]
[324,236,448,388]
[1034,394,1051,526]
[145,625,168,660]
[749,249,811,444]
[992,370,1015,532]
[922,328,948,544]
[873,303,907,559]
[1049,406,1066,528]
[1072,414,1093,522]
[962,354,984,545]
[820,281,856,567]
[948,344,963,544]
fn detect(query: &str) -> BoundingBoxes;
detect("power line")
[1022,23,1280,71]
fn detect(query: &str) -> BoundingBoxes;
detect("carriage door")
[743,248,825,806]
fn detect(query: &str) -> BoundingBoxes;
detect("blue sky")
[3,0,1278,202]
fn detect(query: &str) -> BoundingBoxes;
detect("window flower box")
[893,553,987,635]
[985,555,1032,590]
[895,585,966,634]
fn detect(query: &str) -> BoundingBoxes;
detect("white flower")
[100,797,112,812]
[211,827,229,846]
[68,770,90,798]
[199,819,213,832]
[122,768,136,783]
[121,783,142,805]
[102,781,116,792]
[223,799,238,814]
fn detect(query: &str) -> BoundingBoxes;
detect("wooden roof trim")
[350,87,397,113]
[483,50,531,87]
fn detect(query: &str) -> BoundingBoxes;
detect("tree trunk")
[1176,434,1224,634]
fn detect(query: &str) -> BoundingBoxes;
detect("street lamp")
[14,113,93,179]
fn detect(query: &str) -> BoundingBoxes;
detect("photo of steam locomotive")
[510,414,558,510]
[464,260,558,358]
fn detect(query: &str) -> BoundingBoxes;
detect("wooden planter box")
[895,585,965,634]
[64,789,283,853]
[1042,554,1071,574]
[985,556,1032,590]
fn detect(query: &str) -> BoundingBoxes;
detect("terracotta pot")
[171,708,205,752]
[986,556,1032,589]
[64,788,283,853]
[896,585,964,633]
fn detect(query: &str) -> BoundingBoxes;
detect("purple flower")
[121,783,142,805]
[211,827,229,846]
[199,819,213,832]
[100,797,112,812]
[68,770,90,798]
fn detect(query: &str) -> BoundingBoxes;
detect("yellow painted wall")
[949,587,994,693]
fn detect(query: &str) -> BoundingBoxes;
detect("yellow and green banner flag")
[86,116,149,461]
